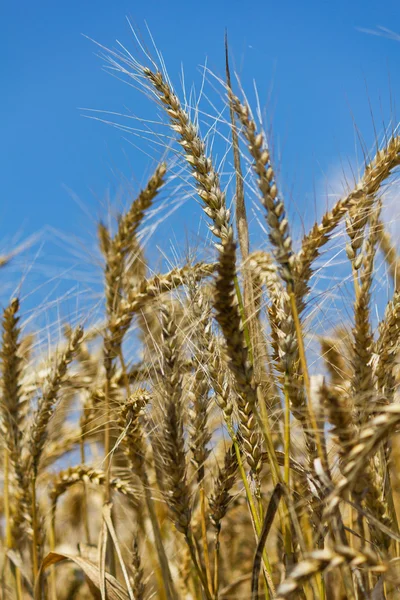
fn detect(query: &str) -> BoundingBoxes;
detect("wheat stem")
[199,485,213,596]
[289,292,326,472]
[48,513,57,600]
[225,421,274,596]
[31,477,39,587]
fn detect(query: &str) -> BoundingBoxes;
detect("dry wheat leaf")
[6,549,33,593]
[35,552,129,600]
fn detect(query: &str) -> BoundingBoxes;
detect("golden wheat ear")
[1,299,25,494]
[351,200,382,425]
[214,241,263,479]
[130,62,234,252]
[275,545,387,600]
[129,536,145,600]
[231,95,295,288]
[0,296,29,599]
[104,162,167,318]
[376,217,400,287]
[297,135,400,306]
[28,325,84,477]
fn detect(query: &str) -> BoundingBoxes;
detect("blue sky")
[1,0,400,321]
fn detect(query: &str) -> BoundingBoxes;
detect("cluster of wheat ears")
[2,33,400,600]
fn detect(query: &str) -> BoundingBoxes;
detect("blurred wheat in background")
[2,26,400,600]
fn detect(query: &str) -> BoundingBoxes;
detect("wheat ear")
[102,166,165,505]
[376,218,400,288]
[209,442,239,595]
[275,545,386,599]
[188,287,213,482]
[104,162,167,316]
[351,201,382,424]
[320,335,349,388]
[0,298,25,594]
[49,465,137,509]
[325,405,400,520]
[129,536,145,600]
[297,135,400,304]
[375,289,400,400]
[158,304,191,535]
[118,390,177,600]
[231,95,294,287]
[28,326,84,476]
[158,304,212,600]
[1,299,25,485]
[213,241,263,478]
[142,68,233,249]
[108,261,216,356]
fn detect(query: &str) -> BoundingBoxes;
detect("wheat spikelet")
[322,383,356,465]
[320,334,351,388]
[345,196,376,273]
[98,220,111,257]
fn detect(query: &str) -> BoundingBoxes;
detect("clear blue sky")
[1,0,400,319]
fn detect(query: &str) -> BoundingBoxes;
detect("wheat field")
[1,31,400,600]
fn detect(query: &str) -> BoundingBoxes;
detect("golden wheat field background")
[2,21,400,600]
